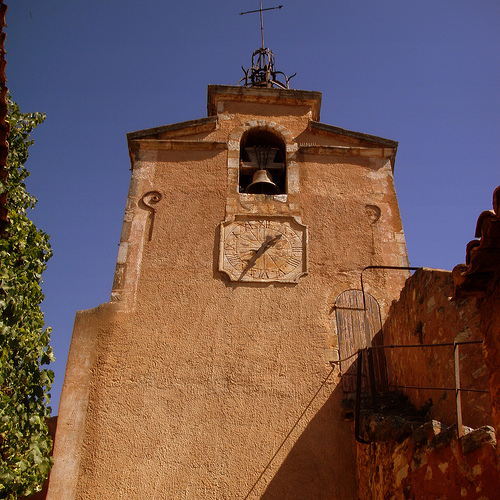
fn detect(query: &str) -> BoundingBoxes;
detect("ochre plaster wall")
[49,87,408,499]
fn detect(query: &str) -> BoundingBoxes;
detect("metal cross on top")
[238,2,295,90]
[239,2,283,51]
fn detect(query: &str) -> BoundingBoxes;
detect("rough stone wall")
[383,268,491,429]
[355,187,500,499]
[452,186,500,465]
[481,276,500,463]
[356,415,499,500]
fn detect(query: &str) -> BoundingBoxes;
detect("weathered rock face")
[384,268,491,429]
[353,187,500,499]
[48,86,409,499]
[453,186,500,300]
[452,185,500,466]
[357,413,499,500]
[481,276,500,461]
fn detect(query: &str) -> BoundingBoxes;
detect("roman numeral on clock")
[286,256,301,268]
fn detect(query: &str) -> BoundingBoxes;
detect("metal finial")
[238,3,296,90]
[239,2,282,50]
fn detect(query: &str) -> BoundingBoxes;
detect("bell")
[246,169,280,195]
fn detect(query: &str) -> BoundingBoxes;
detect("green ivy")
[0,96,54,499]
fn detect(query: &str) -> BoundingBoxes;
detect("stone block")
[412,420,445,446]
[461,425,496,454]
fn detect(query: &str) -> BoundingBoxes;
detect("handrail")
[370,339,483,349]
[360,265,422,326]
[351,340,487,442]
[341,266,489,442]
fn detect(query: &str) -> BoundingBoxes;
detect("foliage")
[0,96,54,499]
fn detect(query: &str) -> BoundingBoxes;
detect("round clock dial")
[222,219,305,282]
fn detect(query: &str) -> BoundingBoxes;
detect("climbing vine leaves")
[0,96,54,499]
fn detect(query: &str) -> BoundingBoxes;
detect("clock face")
[220,218,307,282]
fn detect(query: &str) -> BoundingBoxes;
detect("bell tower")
[48,19,409,500]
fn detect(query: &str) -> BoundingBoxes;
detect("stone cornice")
[308,121,398,149]
[128,139,227,151]
[297,144,395,158]
[127,116,218,142]
[207,85,322,122]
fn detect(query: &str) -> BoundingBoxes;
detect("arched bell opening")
[239,128,286,194]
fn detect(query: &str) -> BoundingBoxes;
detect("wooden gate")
[335,290,387,393]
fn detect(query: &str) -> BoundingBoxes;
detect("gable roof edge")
[127,116,218,142]
[309,121,398,149]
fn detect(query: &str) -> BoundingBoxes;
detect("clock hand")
[254,234,282,258]
[238,234,282,280]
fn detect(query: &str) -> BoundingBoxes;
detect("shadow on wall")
[240,379,357,500]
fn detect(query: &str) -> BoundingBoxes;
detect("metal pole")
[362,298,380,408]
[454,342,463,438]
[367,348,379,412]
[259,2,265,48]
[360,265,422,313]
[355,350,369,444]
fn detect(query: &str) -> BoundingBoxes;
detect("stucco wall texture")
[48,86,409,499]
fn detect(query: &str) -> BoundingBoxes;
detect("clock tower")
[49,53,409,499]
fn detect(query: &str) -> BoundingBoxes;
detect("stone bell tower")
[48,33,409,500]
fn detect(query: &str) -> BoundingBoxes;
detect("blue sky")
[7,1,500,412]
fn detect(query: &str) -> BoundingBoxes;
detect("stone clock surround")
[219,216,308,283]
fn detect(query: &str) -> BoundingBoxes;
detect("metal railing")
[332,265,490,443]
[347,340,488,443]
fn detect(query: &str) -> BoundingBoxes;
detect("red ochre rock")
[357,414,499,499]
